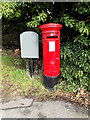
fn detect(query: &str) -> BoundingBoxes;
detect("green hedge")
[60,40,89,92]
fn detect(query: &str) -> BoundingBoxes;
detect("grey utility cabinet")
[20,31,39,58]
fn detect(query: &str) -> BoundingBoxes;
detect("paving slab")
[0,98,88,118]
[2,98,33,110]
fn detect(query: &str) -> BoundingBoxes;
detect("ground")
[1,48,89,109]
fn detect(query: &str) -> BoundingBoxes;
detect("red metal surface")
[39,23,62,77]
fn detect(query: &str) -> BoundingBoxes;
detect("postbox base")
[43,74,60,88]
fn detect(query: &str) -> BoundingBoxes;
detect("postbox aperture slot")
[46,36,58,38]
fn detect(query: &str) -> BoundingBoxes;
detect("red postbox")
[39,23,62,88]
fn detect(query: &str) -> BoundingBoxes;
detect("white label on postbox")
[49,41,55,52]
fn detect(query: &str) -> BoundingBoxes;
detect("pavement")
[0,97,89,119]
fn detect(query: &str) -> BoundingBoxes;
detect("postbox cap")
[39,23,62,31]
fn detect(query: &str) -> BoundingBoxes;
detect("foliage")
[74,2,90,14]
[1,2,31,19]
[1,2,90,95]
[2,2,20,19]
[27,11,47,28]
[59,2,89,92]
[60,42,89,92]
[60,14,90,36]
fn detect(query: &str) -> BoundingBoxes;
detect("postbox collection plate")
[20,31,39,58]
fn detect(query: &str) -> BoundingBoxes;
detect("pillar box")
[39,23,62,88]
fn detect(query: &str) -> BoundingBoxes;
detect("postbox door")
[43,32,60,77]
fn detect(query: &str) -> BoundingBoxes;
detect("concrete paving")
[0,98,88,118]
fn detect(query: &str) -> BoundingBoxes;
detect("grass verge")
[1,49,88,108]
